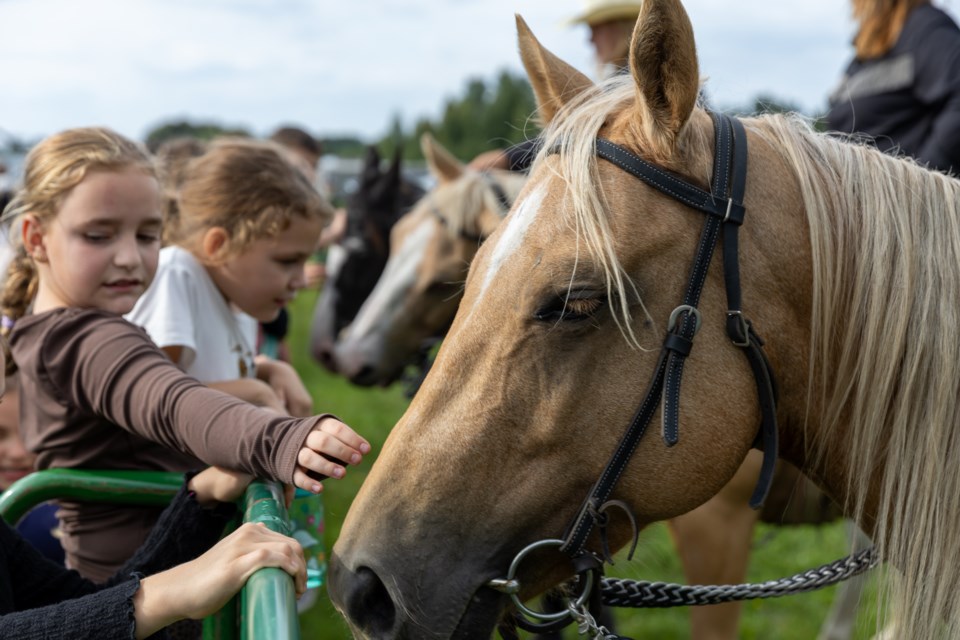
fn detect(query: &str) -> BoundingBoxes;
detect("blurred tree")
[319,136,367,158]
[729,94,828,131]
[377,69,539,162]
[144,120,251,152]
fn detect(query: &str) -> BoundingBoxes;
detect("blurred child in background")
[0,373,63,564]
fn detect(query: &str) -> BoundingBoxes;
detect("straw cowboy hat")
[567,0,644,26]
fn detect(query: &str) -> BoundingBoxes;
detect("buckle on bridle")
[667,305,702,335]
[727,310,750,347]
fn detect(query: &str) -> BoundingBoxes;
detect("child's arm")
[254,355,313,417]
[0,468,304,639]
[41,311,370,493]
[159,345,286,413]
[207,379,285,413]
[132,523,304,638]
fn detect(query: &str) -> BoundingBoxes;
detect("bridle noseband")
[493,112,781,635]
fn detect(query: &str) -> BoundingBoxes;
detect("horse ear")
[385,146,403,186]
[360,146,383,186]
[516,14,594,125]
[420,133,464,185]
[371,145,403,202]
[629,0,700,154]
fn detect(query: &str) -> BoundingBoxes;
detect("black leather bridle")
[496,112,780,635]
[561,112,779,557]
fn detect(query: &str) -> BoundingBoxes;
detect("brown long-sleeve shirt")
[10,308,320,580]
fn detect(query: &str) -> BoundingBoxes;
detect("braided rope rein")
[598,547,878,609]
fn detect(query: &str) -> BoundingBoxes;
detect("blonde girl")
[126,136,338,607]
[127,138,323,416]
[1,127,369,581]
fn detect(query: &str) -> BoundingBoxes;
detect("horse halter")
[491,112,780,636]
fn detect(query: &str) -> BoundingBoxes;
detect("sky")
[1,0,957,146]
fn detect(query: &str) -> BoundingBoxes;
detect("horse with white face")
[329,2,960,638]
[311,146,424,371]
[332,134,526,387]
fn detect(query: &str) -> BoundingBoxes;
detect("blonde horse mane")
[532,71,960,638]
[430,171,520,239]
[757,115,960,638]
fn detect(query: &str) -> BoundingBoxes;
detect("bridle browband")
[495,112,781,636]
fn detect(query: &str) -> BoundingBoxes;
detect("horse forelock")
[431,171,520,239]
[526,74,712,348]
[754,113,960,638]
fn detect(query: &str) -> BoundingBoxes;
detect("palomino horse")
[331,2,960,636]
[332,133,526,387]
[310,146,424,371]
[331,136,857,640]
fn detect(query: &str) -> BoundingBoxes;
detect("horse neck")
[752,114,960,529]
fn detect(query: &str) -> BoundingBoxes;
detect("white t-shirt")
[126,246,258,382]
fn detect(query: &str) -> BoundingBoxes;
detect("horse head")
[331,1,960,637]
[310,145,425,371]
[331,133,525,387]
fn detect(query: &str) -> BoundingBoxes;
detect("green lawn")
[287,291,880,639]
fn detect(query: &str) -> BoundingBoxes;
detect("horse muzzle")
[328,550,508,639]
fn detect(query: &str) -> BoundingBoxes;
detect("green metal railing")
[0,470,300,639]
[240,480,300,640]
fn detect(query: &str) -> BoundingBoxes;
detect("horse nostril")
[347,567,396,637]
[317,345,337,372]
[350,365,378,386]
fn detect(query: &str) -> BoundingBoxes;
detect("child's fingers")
[303,431,362,467]
[293,467,324,494]
[315,417,371,454]
[234,544,304,587]
[297,447,346,479]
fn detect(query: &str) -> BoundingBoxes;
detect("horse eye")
[426,281,461,300]
[534,296,605,322]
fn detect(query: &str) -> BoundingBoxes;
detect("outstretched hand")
[133,523,306,638]
[294,417,371,494]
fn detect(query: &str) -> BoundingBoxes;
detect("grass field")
[287,291,881,639]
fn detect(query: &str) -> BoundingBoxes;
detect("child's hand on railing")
[294,417,371,494]
[133,522,306,637]
[188,467,254,507]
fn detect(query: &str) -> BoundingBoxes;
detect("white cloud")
[2,0,955,144]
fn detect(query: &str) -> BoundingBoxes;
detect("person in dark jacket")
[828,0,960,174]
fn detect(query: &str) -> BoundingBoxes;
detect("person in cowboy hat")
[568,0,645,78]
[468,0,644,172]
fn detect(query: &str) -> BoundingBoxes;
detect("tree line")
[1,72,818,165]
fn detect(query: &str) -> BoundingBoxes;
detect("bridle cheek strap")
[560,113,779,560]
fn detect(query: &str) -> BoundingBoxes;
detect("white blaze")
[345,216,436,340]
[474,184,546,307]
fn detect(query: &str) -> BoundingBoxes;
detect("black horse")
[310,146,425,371]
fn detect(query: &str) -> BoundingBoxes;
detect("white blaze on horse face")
[345,216,436,340]
[324,243,347,281]
[473,183,546,309]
